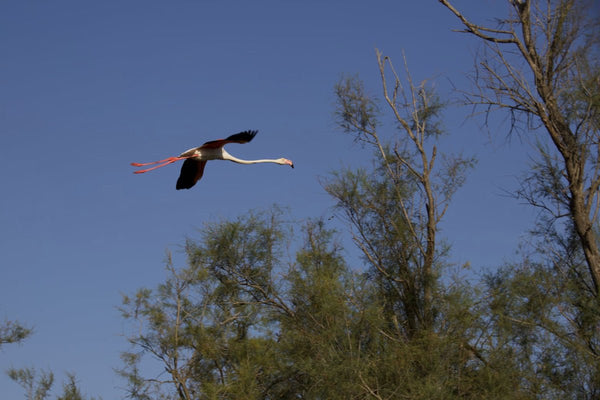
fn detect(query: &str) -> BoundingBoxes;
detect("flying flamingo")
[131,130,294,190]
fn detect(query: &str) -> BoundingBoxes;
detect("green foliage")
[412,85,446,139]
[482,247,600,399]
[334,74,379,142]
[122,206,542,399]
[326,165,430,337]
[57,374,99,400]
[119,208,290,399]
[7,368,98,400]
[7,367,54,400]
[0,319,32,348]
[277,220,363,398]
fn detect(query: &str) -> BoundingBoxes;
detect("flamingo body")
[131,130,293,190]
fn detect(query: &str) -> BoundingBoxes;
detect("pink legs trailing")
[131,156,191,174]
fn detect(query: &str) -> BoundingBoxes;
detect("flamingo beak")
[286,159,294,168]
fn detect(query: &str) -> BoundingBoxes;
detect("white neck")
[223,152,284,165]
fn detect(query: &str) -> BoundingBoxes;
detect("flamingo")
[131,130,294,190]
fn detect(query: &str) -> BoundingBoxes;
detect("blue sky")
[1,1,536,398]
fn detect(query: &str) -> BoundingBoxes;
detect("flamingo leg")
[131,156,190,174]
[131,156,183,167]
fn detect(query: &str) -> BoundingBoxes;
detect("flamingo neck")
[222,152,282,165]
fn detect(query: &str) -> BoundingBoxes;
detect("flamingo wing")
[176,159,207,190]
[199,130,258,149]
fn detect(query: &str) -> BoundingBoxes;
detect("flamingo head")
[279,158,294,168]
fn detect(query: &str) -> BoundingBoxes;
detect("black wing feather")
[201,130,258,148]
[224,130,258,143]
[176,159,207,190]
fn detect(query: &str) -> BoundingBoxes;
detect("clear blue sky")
[1,1,535,398]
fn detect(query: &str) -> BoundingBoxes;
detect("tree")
[437,1,600,397]
[326,51,521,398]
[329,50,474,339]
[438,0,600,295]
[119,208,291,400]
